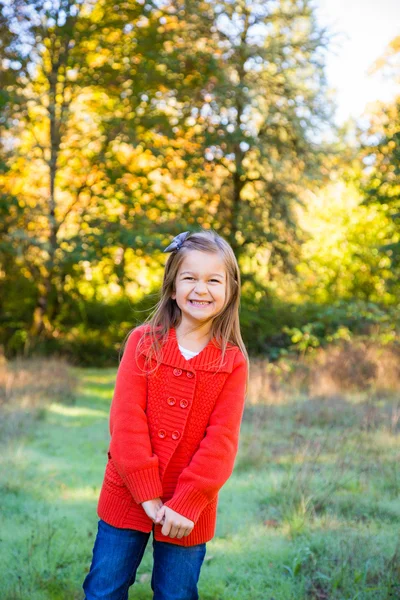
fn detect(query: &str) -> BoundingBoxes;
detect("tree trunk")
[28,61,61,342]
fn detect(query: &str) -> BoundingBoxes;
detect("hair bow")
[163,231,190,253]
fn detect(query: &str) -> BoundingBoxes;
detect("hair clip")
[163,231,190,253]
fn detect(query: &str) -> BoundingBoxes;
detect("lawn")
[1,365,400,599]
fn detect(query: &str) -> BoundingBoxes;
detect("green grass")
[1,368,400,599]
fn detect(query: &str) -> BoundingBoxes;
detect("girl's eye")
[184,277,220,283]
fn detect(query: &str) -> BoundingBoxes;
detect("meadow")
[1,346,400,599]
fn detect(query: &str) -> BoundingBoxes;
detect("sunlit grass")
[47,403,108,419]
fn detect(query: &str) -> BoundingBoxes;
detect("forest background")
[0,0,398,365]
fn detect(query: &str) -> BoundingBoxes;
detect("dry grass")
[0,356,77,406]
[247,340,400,406]
[0,353,78,442]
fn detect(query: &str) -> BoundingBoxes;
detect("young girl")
[82,228,249,600]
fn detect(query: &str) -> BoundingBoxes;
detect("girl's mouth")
[189,300,212,307]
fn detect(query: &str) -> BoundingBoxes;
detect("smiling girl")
[82,228,249,600]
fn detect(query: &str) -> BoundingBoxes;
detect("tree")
[2,0,167,343]
[1,0,333,352]
[359,36,400,275]
[162,0,332,278]
[0,0,31,337]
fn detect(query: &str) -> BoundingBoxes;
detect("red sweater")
[97,324,248,547]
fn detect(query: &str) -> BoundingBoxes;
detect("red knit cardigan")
[97,324,248,547]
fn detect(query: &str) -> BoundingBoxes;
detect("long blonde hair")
[124,228,249,392]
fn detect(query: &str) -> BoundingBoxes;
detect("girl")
[82,228,249,600]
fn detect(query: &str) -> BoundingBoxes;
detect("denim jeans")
[82,519,207,600]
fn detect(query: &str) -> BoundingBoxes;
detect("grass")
[1,358,400,599]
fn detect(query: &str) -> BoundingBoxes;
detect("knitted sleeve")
[163,350,248,524]
[108,326,163,504]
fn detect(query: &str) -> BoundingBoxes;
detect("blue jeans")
[82,519,207,600]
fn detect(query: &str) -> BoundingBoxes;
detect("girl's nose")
[194,284,208,296]
[193,282,208,293]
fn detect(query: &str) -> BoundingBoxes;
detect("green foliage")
[240,293,400,360]
[283,323,322,355]
[280,300,399,356]
[3,280,400,365]
[360,98,400,267]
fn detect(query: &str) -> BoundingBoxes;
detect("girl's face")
[172,250,227,325]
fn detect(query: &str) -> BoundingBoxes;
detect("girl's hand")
[141,498,164,522]
[155,505,194,539]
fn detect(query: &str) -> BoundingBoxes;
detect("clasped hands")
[141,498,194,539]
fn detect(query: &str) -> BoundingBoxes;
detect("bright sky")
[315,0,400,123]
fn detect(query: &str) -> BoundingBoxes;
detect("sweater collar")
[140,325,236,373]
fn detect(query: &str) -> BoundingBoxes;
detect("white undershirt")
[178,343,201,360]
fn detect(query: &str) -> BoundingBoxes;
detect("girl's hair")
[124,228,249,392]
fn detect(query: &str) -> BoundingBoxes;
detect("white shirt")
[178,343,201,361]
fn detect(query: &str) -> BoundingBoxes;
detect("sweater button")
[158,429,167,439]
[186,372,194,378]
[173,368,182,376]
[167,396,176,406]
[171,430,181,440]
[179,399,189,409]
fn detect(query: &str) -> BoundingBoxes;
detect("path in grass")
[1,368,400,599]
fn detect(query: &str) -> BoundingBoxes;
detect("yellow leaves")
[279,127,288,142]
[369,34,400,75]
[84,39,100,52]
[90,7,105,23]
[86,52,109,68]
[161,15,179,32]
[107,31,121,44]
[146,207,160,221]
[388,35,400,53]
[163,40,174,53]
[137,16,150,28]
[111,141,134,164]
[379,256,391,268]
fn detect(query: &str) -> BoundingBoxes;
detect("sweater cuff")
[124,467,163,504]
[163,484,210,524]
